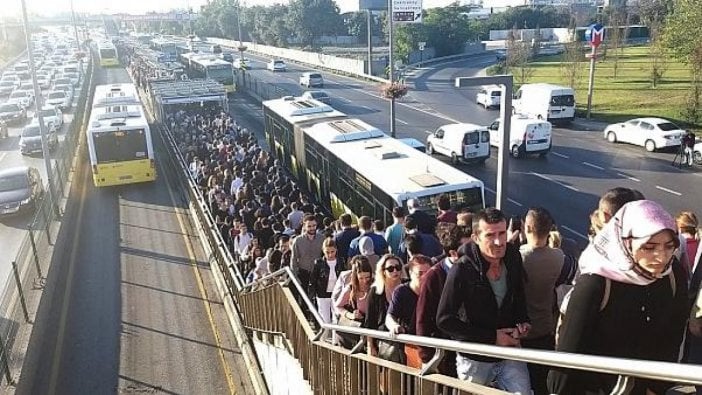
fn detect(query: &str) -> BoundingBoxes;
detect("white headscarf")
[579,200,678,286]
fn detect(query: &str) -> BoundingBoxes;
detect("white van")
[487,115,552,158]
[426,123,490,164]
[476,84,502,109]
[513,83,575,124]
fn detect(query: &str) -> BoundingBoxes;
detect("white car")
[301,90,331,104]
[36,75,51,90]
[7,90,34,109]
[299,72,323,88]
[604,117,686,152]
[476,84,502,109]
[233,58,250,70]
[33,106,63,130]
[267,59,287,72]
[45,90,72,110]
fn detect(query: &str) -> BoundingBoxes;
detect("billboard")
[392,0,422,23]
[359,0,388,11]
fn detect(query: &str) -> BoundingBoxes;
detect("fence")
[0,51,96,387]
[235,72,296,104]
[147,86,702,393]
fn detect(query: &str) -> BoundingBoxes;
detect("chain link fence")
[0,52,96,387]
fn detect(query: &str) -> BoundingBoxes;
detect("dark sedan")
[0,166,44,217]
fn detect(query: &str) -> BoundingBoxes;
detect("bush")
[486,62,507,76]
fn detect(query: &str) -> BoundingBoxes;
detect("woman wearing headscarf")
[548,200,688,395]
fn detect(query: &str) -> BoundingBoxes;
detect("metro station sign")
[585,23,605,48]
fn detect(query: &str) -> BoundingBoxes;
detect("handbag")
[378,340,404,364]
[337,300,363,349]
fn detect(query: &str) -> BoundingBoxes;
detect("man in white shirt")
[230,171,243,196]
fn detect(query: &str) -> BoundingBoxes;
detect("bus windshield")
[408,187,484,214]
[94,129,148,163]
[99,48,116,58]
[207,66,233,81]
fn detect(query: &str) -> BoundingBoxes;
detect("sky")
[5,0,460,18]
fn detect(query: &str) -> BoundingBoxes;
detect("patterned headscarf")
[579,200,678,286]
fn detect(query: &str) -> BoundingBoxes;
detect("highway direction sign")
[392,0,422,23]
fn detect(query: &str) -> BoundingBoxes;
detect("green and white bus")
[262,97,485,223]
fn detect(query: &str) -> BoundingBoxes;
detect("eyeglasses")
[384,265,402,273]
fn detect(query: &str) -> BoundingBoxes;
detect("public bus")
[181,54,235,93]
[150,38,179,62]
[86,84,156,187]
[262,97,485,223]
[97,41,119,67]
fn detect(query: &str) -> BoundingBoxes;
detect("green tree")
[663,0,702,124]
[287,0,341,48]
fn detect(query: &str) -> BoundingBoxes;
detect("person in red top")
[416,228,463,377]
[436,194,457,224]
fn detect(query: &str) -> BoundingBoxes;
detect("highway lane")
[17,65,254,394]
[216,45,701,240]
[0,77,84,287]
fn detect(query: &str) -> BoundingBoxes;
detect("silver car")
[0,166,44,217]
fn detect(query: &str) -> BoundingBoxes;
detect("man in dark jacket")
[437,207,531,393]
[406,198,436,235]
[334,213,360,261]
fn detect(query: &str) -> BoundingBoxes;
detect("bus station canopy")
[149,80,227,106]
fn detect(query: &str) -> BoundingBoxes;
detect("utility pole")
[387,0,396,138]
[367,10,373,76]
[70,0,80,49]
[21,0,59,217]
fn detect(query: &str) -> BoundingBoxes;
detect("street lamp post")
[455,75,513,210]
[69,0,80,50]
[387,0,396,138]
[20,0,59,216]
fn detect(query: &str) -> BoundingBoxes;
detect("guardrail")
[147,89,702,394]
[0,51,95,387]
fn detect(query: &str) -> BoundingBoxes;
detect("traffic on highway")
[1,4,701,395]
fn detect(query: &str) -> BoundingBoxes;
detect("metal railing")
[148,99,702,393]
[0,52,96,387]
[238,268,702,394]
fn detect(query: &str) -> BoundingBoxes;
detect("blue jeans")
[456,354,532,394]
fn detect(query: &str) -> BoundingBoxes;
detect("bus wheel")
[451,152,459,165]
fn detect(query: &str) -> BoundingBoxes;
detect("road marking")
[485,186,496,194]
[562,225,588,241]
[507,198,523,207]
[551,152,569,159]
[159,153,238,395]
[0,152,6,163]
[48,153,91,395]
[360,105,373,111]
[582,161,605,171]
[529,172,579,192]
[616,172,641,182]
[655,185,682,196]
[396,118,408,125]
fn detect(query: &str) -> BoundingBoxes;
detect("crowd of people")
[163,103,702,395]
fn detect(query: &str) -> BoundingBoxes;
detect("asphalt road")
[219,45,702,242]
[16,65,253,395]
[0,74,83,290]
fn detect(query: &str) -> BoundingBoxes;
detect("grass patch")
[523,45,696,126]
